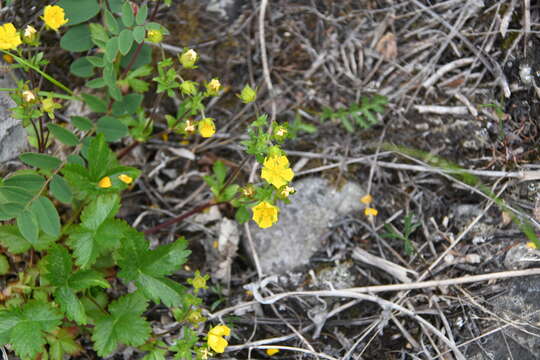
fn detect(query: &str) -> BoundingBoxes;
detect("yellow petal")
[360,194,373,204]
[207,334,228,353]
[266,348,280,356]
[118,174,133,184]
[209,324,231,337]
[98,176,112,188]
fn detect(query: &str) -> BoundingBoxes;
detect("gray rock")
[467,276,540,360]
[249,177,364,274]
[0,67,26,163]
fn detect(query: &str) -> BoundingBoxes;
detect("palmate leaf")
[92,293,151,357]
[0,301,62,359]
[43,245,110,325]
[68,194,129,268]
[118,229,190,307]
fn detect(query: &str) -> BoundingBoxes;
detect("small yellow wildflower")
[364,207,378,216]
[0,23,22,50]
[198,118,216,138]
[206,78,221,96]
[187,270,209,294]
[146,29,163,43]
[526,242,538,249]
[118,174,133,184]
[266,348,280,356]
[98,176,112,188]
[261,155,294,189]
[237,85,256,103]
[179,49,197,68]
[252,201,279,229]
[360,194,373,205]
[42,5,68,31]
[22,25,37,44]
[22,90,36,102]
[207,324,230,353]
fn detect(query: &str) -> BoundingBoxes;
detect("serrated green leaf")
[87,134,116,180]
[71,116,94,131]
[17,210,39,245]
[92,293,151,357]
[46,328,83,360]
[133,25,145,43]
[20,153,61,170]
[1,301,62,359]
[121,1,134,27]
[136,4,148,25]
[81,93,107,113]
[50,175,73,204]
[55,287,87,324]
[31,197,61,238]
[69,270,110,290]
[47,123,79,146]
[81,194,119,230]
[118,231,190,306]
[97,116,128,142]
[60,24,93,52]
[57,0,100,26]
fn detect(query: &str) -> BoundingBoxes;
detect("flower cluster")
[361,194,378,217]
[98,174,133,189]
[0,5,67,50]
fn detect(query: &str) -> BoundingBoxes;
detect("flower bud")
[146,29,163,43]
[273,125,288,141]
[22,25,38,44]
[206,78,221,96]
[267,145,282,158]
[238,85,256,103]
[179,49,197,68]
[180,80,197,96]
[22,90,36,102]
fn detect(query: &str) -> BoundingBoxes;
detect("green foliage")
[321,94,388,132]
[382,214,420,256]
[91,293,151,357]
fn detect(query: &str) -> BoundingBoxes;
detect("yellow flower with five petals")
[42,5,68,31]
[207,324,230,353]
[261,155,294,189]
[252,201,279,229]
[0,23,21,50]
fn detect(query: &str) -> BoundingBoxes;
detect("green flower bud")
[146,29,163,43]
[237,85,256,103]
[179,49,198,68]
[180,81,198,96]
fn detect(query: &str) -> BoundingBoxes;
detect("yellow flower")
[42,5,69,31]
[364,207,378,216]
[98,176,112,188]
[187,270,209,294]
[266,348,280,356]
[0,23,22,50]
[22,90,36,102]
[146,29,163,43]
[118,174,133,184]
[198,118,216,138]
[206,78,221,95]
[360,194,373,205]
[252,201,279,229]
[261,155,294,189]
[179,49,197,68]
[207,325,230,353]
[41,97,61,119]
[526,242,537,249]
